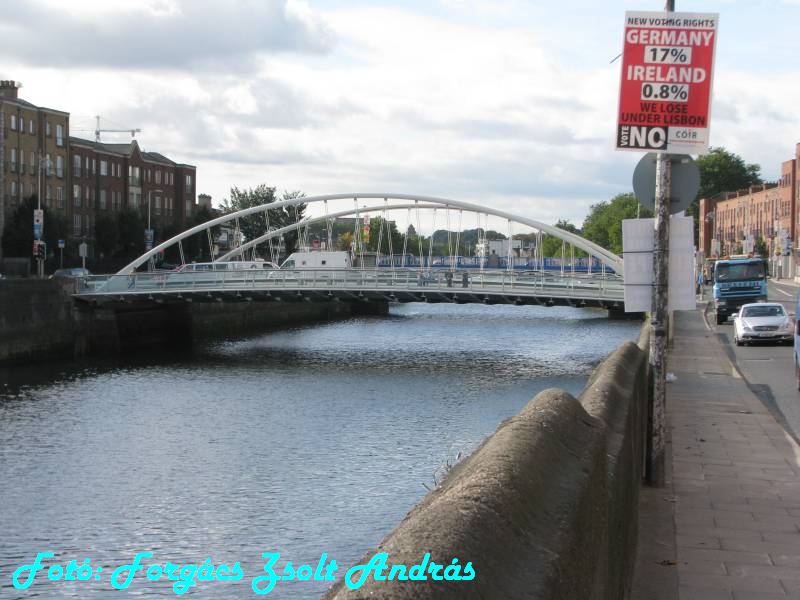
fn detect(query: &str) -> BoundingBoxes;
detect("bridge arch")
[117,193,623,274]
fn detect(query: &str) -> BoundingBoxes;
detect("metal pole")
[647,0,674,487]
[37,151,43,278]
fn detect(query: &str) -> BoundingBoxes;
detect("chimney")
[0,80,21,99]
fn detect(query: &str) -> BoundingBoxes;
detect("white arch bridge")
[74,193,625,311]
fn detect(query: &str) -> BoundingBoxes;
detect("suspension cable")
[401,208,410,268]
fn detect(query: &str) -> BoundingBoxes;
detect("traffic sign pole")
[650,148,670,487]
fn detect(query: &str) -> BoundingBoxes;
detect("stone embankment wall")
[0,279,381,364]
[0,279,77,364]
[325,327,650,600]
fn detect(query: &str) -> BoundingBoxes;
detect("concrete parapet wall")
[325,330,649,600]
[0,278,77,363]
[0,278,380,363]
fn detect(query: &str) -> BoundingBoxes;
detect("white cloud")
[3,1,798,232]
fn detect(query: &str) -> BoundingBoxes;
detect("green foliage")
[1,195,68,261]
[220,185,307,258]
[364,216,404,254]
[754,237,768,258]
[94,213,118,258]
[581,193,652,255]
[539,219,582,258]
[696,147,762,201]
[116,208,145,261]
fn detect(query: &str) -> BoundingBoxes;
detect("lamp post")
[705,209,716,257]
[34,151,50,278]
[145,188,163,270]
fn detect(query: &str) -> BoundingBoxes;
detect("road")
[703,279,800,441]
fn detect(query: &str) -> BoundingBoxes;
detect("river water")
[0,303,639,598]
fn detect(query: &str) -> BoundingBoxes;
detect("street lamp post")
[145,189,162,270]
[34,151,49,278]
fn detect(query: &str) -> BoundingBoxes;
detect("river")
[0,303,640,598]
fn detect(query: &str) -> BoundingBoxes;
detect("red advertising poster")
[616,11,718,154]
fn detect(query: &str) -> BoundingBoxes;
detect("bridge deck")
[74,269,624,309]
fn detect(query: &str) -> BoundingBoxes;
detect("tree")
[220,185,307,258]
[754,237,768,258]
[582,193,652,255]
[2,195,68,262]
[94,214,118,259]
[696,147,762,202]
[364,216,403,254]
[540,219,581,258]
[116,208,145,261]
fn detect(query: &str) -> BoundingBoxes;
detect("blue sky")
[3,0,798,231]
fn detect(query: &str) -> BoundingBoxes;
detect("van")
[176,260,278,272]
[279,251,351,270]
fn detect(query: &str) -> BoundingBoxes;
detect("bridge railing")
[80,268,624,300]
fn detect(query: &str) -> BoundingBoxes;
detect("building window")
[129,191,138,209]
[73,155,82,177]
[129,165,141,186]
[186,200,191,215]
[100,160,108,176]
[56,186,64,208]
[73,214,81,236]
[56,155,64,178]
[99,189,106,210]
[185,174,192,194]
[9,114,16,130]
[169,172,174,185]
[73,184,81,207]
[19,149,24,175]
[91,159,96,176]
[29,119,34,135]
[46,121,51,137]
[29,152,35,175]
[85,185,90,205]
[10,181,16,197]
[155,195,161,215]
[146,169,151,183]
[56,124,64,147]
[45,153,52,176]
[9,148,16,172]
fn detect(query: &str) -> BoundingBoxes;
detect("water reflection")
[0,304,639,598]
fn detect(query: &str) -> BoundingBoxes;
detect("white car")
[733,302,793,346]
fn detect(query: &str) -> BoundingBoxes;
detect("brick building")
[68,138,197,239]
[698,144,799,276]
[0,80,69,259]
[0,79,197,261]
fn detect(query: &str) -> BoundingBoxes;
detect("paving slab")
[633,308,800,599]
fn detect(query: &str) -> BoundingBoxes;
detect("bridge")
[73,193,625,311]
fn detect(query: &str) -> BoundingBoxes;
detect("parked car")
[733,302,793,346]
[50,267,91,279]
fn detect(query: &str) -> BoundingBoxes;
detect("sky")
[3,0,799,232]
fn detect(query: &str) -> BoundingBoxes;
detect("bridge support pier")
[348,299,389,316]
[607,306,644,320]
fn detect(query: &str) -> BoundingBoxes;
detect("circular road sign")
[632,153,700,214]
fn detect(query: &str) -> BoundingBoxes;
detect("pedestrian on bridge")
[445,271,453,287]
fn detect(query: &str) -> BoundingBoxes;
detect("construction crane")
[95,115,141,143]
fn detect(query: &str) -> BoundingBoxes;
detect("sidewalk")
[633,307,800,600]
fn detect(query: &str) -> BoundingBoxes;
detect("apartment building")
[0,79,197,260]
[0,80,69,258]
[69,138,197,239]
[699,143,799,263]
